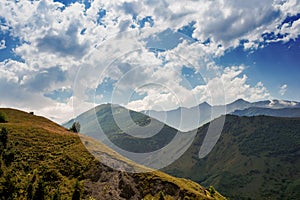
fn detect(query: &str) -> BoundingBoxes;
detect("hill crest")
[0,108,225,200]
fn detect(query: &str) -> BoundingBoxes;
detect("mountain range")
[63,104,199,169]
[63,100,300,199]
[142,99,300,131]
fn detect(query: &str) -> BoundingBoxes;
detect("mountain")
[143,99,300,131]
[143,102,219,132]
[225,98,252,111]
[0,108,226,200]
[64,103,183,154]
[163,115,300,199]
[232,107,300,117]
[64,104,205,170]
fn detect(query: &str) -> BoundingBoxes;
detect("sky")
[0,0,299,123]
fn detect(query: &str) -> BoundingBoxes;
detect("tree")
[0,112,7,123]
[208,186,216,196]
[69,122,80,133]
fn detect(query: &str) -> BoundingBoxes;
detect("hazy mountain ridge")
[232,107,300,117]
[143,99,300,131]
[0,108,226,200]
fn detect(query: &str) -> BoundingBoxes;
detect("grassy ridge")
[0,108,225,200]
[0,108,96,199]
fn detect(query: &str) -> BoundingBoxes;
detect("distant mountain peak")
[237,98,248,102]
[232,98,250,104]
[198,101,211,107]
[226,99,251,108]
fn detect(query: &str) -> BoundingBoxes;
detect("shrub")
[0,112,7,123]
[208,186,216,195]
[69,122,80,133]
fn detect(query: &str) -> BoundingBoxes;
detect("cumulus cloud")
[193,66,270,105]
[36,22,90,59]
[100,0,300,52]
[0,0,298,122]
[125,65,270,111]
[279,84,288,95]
[23,67,67,92]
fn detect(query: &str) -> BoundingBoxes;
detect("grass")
[0,108,226,200]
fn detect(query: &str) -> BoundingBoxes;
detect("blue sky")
[0,0,299,122]
[216,36,300,101]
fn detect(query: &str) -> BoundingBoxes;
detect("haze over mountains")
[142,99,300,131]
[63,99,300,199]
[64,104,197,169]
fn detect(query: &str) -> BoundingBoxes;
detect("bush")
[208,186,216,195]
[0,112,7,123]
[69,122,80,133]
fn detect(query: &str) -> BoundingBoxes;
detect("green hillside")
[0,108,225,200]
[164,115,300,199]
[64,104,179,153]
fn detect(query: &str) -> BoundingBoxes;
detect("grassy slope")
[164,115,300,200]
[0,108,225,200]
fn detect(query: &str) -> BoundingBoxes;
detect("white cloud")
[279,84,288,95]
[0,0,298,122]
[192,66,270,105]
[125,65,270,111]
[99,0,300,53]
[1,0,300,57]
